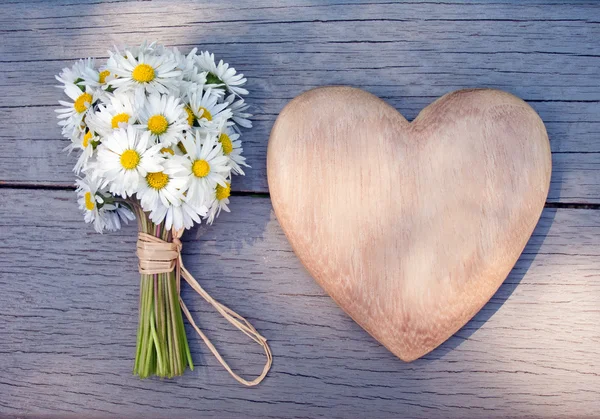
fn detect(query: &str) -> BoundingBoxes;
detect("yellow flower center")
[219,133,233,155]
[147,114,168,135]
[216,182,231,201]
[132,63,155,83]
[82,131,92,148]
[74,92,93,113]
[146,171,169,190]
[192,159,210,178]
[111,113,130,129]
[185,106,195,126]
[120,149,140,170]
[198,106,212,121]
[84,191,95,210]
[160,147,174,155]
[99,70,110,83]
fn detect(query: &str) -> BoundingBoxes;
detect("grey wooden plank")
[2,105,599,204]
[0,0,599,202]
[0,188,599,418]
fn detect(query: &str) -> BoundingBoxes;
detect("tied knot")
[172,236,183,252]
[136,231,182,275]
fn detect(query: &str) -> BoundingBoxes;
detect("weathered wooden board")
[1,189,599,418]
[1,0,599,417]
[2,106,599,204]
[0,0,599,202]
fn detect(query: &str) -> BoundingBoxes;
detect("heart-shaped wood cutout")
[267,87,551,361]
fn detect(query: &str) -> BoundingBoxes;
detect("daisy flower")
[136,145,207,232]
[67,129,99,174]
[76,176,134,233]
[206,181,231,224]
[103,203,136,232]
[179,130,230,207]
[172,47,207,88]
[225,93,252,129]
[56,57,112,91]
[95,126,164,197]
[158,144,184,157]
[138,94,189,146]
[55,84,98,139]
[218,127,249,175]
[55,58,96,89]
[86,92,139,137]
[107,48,182,102]
[114,40,165,59]
[150,199,206,231]
[196,51,248,96]
[80,64,115,90]
[137,157,187,213]
[187,88,232,129]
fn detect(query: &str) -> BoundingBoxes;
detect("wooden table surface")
[1,0,599,417]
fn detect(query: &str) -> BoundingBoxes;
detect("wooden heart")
[267,87,551,361]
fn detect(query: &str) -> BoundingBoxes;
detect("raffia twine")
[136,230,272,386]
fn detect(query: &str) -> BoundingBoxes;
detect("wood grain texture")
[268,87,552,362]
[0,0,599,416]
[0,189,599,418]
[0,0,599,203]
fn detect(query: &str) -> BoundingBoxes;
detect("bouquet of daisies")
[55,42,259,380]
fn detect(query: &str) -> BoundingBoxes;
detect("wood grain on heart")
[267,86,551,362]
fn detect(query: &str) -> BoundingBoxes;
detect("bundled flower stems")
[55,42,272,384]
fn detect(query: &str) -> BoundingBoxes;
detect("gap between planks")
[0,183,598,210]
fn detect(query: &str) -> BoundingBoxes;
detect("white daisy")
[206,181,231,224]
[80,65,115,90]
[172,47,207,88]
[107,49,182,101]
[187,88,232,129]
[137,157,187,213]
[55,58,95,89]
[158,144,183,157]
[95,126,164,197]
[183,100,197,129]
[76,176,134,233]
[225,93,252,129]
[77,176,105,227]
[60,118,85,145]
[67,129,99,174]
[86,92,139,137]
[152,201,207,231]
[104,203,136,232]
[196,51,248,96]
[217,127,249,175]
[138,94,189,146]
[55,84,98,139]
[179,130,230,207]
[56,57,112,91]
[113,40,165,59]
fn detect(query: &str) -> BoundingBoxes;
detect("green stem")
[165,269,182,374]
[149,301,164,375]
[163,274,175,376]
[133,209,193,379]
[134,274,144,373]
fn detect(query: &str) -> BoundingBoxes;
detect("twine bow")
[136,230,272,386]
